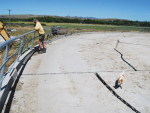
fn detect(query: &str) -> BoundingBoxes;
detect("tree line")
[0,16,150,27]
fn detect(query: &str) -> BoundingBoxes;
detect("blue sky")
[0,0,150,21]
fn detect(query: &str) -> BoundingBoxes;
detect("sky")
[0,0,150,21]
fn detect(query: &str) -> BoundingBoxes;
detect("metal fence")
[0,25,150,91]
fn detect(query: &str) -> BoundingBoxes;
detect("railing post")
[0,44,10,91]
[131,27,133,32]
[93,26,94,32]
[57,27,60,38]
[88,26,89,32]
[30,31,36,49]
[17,36,25,60]
[73,26,75,34]
[95,26,96,32]
[65,26,68,36]
[49,27,52,41]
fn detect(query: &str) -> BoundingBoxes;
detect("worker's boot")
[42,48,46,53]
[38,48,43,54]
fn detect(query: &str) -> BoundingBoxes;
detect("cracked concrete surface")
[4,32,150,113]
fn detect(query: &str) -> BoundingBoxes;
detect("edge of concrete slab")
[0,45,39,112]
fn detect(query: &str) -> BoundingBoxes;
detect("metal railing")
[0,30,36,91]
[0,25,150,91]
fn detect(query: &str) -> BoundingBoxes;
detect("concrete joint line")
[119,42,150,47]
[21,69,150,76]
[95,72,140,113]
[114,48,137,71]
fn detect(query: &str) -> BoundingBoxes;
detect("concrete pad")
[38,73,132,113]
[6,32,150,113]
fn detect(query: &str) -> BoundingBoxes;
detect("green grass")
[5,22,150,37]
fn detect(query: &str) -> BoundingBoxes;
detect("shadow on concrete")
[4,60,29,113]
[113,80,119,89]
[113,80,122,89]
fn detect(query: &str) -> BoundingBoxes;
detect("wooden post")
[116,40,119,48]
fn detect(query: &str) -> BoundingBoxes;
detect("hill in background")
[0,14,128,21]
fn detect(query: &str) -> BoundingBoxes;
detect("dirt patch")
[15,81,24,91]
